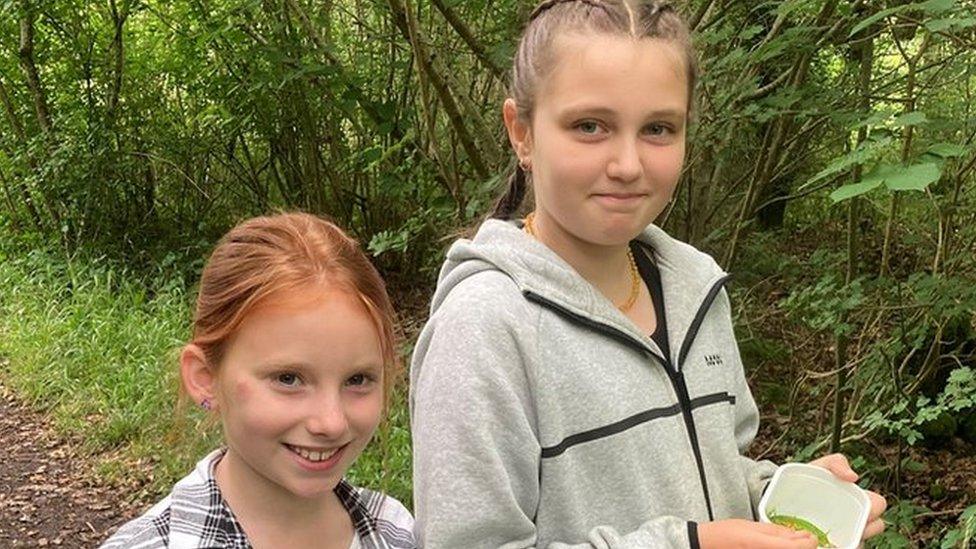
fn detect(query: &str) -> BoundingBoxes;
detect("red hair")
[187,212,398,405]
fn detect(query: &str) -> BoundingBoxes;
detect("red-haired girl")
[102,213,415,549]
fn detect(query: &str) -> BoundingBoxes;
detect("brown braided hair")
[492,0,695,220]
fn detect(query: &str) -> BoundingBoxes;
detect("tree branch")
[431,0,504,80]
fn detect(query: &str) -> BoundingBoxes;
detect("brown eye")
[347,374,367,386]
[276,372,301,387]
[345,373,378,388]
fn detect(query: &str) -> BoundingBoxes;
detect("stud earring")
[200,398,213,411]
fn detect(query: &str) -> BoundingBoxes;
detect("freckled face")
[215,288,384,500]
[526,34,689,246]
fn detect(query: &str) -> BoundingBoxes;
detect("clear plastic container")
[758,463,870,549]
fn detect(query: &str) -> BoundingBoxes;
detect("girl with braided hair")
[410,1,886,547]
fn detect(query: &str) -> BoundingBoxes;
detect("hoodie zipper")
[524,273,732,522]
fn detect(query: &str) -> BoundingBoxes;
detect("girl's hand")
[808,453,888,542]
[698,519,818,549]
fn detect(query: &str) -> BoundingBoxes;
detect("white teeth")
[289,445,339,462]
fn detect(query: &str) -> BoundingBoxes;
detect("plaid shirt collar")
[162,449,403,549]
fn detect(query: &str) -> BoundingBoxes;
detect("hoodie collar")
[433,219,729,362]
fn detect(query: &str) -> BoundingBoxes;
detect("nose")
[304,393,349,439]
[606,137,643,183]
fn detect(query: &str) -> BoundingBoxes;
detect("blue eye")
[576,121,601,134]
[644,123,671,136]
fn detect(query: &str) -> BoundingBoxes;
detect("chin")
[590,223,646,245]
[286,478,342,499]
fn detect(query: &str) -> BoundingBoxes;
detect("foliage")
[1,0,974,540]
[0,242,412,504]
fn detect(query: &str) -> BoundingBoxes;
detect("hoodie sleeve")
[720,290,779,515]
[410,274,699,549]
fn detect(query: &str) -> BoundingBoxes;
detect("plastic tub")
[758,463,870,549]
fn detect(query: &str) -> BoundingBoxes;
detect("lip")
[591,192,648,208]
[284,442,349,473]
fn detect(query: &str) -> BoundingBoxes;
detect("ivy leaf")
[885,162,942,191]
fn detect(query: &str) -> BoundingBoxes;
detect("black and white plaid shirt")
[100,449,416,549]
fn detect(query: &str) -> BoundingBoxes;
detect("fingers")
[765,532,818,549]
[756,523,819,548]
[867,490,888,520]
[862,517,886,540]
[810,453,859,482]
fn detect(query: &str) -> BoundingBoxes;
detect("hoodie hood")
[429,219,730,365]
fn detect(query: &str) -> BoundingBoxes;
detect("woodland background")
[0,0,975,546]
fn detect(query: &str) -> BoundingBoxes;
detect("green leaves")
[920,0,956,13]
[829,179,883,202]
[849,0,957,37]
[830,162,942,202]
[925,17,976,32]
[800,137,893,191]
[884,162,942,191]
[849,5,906,38]
[892,111,928,128]
[927,142,968,158]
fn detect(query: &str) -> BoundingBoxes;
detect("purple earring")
[201,398,212,411]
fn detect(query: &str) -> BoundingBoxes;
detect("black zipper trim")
[523,291,664,361]
[525,278,732,522]
[668,367,716,521]
[540,392,735,458]
[677,274,733,371]
[687,522,701,549]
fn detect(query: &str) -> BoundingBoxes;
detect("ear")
[503,98,533,166]
[181,344,219,411]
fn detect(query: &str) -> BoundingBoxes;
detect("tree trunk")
[832,29,874,453]
[880,35,929,277]
[387,0,489,180]
[18,1,54,135]
[106,0,129,119]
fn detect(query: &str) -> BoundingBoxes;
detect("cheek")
[234,379,252,400]
[347,392,384,434]
[222,379,285,434]
[648,146,685,184]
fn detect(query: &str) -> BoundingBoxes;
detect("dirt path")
[0,380,145,548]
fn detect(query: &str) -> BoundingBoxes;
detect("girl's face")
[213,288,384,500]
[512,34,688,247]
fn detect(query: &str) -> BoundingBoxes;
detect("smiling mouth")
[284,443,345,463]
[593,192,647,199]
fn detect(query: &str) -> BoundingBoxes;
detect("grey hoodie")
[410,219,776,549]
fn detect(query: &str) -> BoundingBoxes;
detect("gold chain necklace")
[523,212,641,312]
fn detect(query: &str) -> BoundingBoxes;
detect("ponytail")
[491,164,529,220]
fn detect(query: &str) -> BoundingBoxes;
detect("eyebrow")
[560,106,686,120]
[260,360,384,373]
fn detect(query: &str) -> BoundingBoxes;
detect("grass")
[0,241,413,507]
